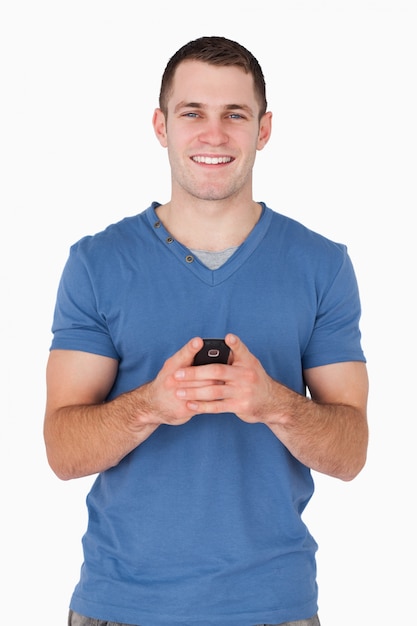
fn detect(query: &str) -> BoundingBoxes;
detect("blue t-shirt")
[51,202,365,625]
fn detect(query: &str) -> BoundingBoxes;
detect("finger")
[166,337,204,370]
[175,361,230,383]
[224,333,250,363]
[176,380,228,402]
[186,398,232,414]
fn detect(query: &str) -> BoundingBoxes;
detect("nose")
[198,119,229,146]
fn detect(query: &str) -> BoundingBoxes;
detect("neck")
[156,198,262,251]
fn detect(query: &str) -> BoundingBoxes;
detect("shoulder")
[72,215,140,254]
[69,203,159,261]
[264,204,348,261]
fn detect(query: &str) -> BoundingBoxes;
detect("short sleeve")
[302,247,366,369]
[50,240,119,359]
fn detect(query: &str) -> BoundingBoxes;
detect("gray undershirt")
[190,246,239,270]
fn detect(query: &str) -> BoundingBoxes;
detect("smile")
[191,156,233,164]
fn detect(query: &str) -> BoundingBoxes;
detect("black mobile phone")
[193,338,230,366]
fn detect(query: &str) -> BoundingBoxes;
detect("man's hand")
[142,336,225,426]
[45,335,368,481]
[173,333,275,422]
[173,333,369,480]
[44,337,226,479]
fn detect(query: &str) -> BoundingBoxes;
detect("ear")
[257,111,272,151]
[152,108,168,147]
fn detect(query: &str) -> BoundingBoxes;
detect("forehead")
[168,60,258,110]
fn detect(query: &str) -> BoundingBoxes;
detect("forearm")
[264,384,368,481]
[44,383,158,480]
[44,339,209,480]
[172,337,368,481]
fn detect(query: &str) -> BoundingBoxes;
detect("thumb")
[167,337,204,370]
[224,333,248,364]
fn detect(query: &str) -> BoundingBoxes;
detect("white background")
[1,1,416,624]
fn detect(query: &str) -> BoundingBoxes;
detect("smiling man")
[44,36,368,626]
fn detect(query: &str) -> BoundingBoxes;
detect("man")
[44,36,368,626]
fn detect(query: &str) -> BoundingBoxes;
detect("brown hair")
[159,36,267,120]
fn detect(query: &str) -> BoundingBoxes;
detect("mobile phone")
[193,338,230,366]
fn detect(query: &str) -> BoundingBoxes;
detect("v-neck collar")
[145,201,272,286]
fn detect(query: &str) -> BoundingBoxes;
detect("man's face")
[153,60,271,203]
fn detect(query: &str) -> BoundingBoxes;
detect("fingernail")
[175,370,185,379]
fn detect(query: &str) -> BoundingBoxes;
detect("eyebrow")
[173,101,255,117]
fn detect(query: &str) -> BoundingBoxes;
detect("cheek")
[165,130,187,155]
[235,130,261,153]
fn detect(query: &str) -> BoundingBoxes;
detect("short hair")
[159,36,267,120]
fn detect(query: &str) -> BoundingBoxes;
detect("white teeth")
[192,156,232,164]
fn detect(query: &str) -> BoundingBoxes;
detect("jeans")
[68,609,321,626]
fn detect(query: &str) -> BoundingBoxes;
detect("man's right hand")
[43,337,209,480]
